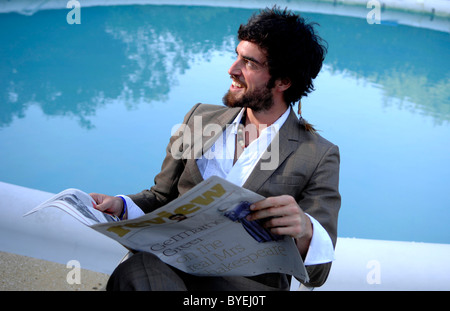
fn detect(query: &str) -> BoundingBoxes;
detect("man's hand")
[247,195,313,258]
[90,193,125,219]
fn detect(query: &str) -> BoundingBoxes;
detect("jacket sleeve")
[127,103,201,214]
[301,144,341,287]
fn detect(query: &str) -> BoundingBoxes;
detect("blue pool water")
[1,4,449,244]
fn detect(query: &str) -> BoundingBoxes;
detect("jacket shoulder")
[183,103,241,125]
[190,103,232,116]
[289,113,339,153]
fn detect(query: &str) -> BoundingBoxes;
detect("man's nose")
[228,59,242,76]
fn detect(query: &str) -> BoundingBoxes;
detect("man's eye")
[244,59,256,68]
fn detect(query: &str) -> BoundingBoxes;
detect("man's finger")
[89,193,104,205]
[247,205,290,221]
[250,195,294,211]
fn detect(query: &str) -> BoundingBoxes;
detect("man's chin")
[222,87,274,112]
[222,90,243,108]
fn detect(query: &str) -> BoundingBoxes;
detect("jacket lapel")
[243,109,302,193]
[199,107,242,158]
[186,106,242,185]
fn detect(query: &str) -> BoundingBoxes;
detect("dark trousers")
[106,252,289,291]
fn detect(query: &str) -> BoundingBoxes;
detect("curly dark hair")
[238,6,327,106]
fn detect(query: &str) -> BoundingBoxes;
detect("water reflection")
[315,13,450,125]
[0,6,248,128]
[1,5,449,129]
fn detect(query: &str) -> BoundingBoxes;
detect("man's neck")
[245,103,289,129]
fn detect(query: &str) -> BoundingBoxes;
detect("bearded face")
[223,41,276,113]
[222,76,274,112]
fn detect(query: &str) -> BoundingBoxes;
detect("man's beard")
[222,83,274,113]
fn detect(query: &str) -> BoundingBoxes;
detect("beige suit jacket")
[129,103,341,288]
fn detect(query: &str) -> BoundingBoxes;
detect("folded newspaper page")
[24,176,308,282]
[24,188,120,225]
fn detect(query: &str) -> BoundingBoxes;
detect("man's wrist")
[116,196,127,220]
[295,217,313,259]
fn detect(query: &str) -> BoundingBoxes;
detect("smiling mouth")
[232,80,243,88]
[231,76,247,90]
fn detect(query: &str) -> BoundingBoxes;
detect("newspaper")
[24,188,120,225]
[24,176,308,282]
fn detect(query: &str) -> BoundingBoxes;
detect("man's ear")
[274,78,291,92]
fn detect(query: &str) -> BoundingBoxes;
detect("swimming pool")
[1,3,449,245]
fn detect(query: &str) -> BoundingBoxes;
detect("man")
[90,7,340,290]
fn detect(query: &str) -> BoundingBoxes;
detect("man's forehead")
[236,41,267,63]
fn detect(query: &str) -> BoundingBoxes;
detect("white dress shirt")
[120,107,335,265]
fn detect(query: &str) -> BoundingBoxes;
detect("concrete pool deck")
[1,0,449,18]
[1,0,449,16]
[0,251,109,291]
[0,0,448,35]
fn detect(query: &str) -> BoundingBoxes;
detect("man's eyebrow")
[235,48,265,66]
